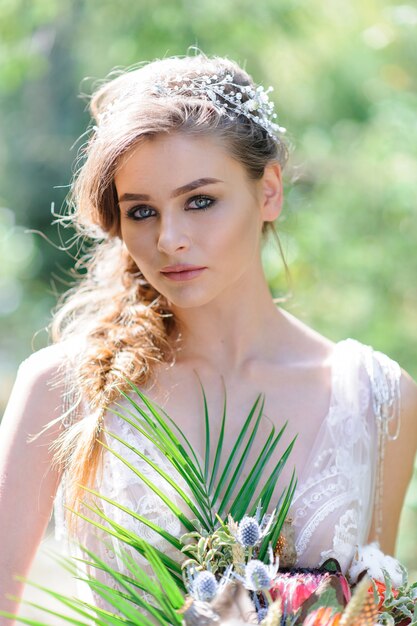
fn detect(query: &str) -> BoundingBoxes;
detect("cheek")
[202,204,260,270]
[121,226,152,266]
[226,205,260,254]
[120,220,133,247]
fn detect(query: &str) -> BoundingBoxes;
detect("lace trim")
[319,508,359,568]
[294,465,338,501]
[294,339,401,565]
[364,348,402,440]
[363,347,402,541]
[295,491,355,555]
[101,418,185,548]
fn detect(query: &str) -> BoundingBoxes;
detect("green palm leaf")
[106,405,212,524]
[258,468,298,560]
[0,575,138,625]
[229,422,293,519]
[118,384,204,485]
[76,484,186,556]
[65,502,185,580]
[210,395,263,514]
[117,383,295,516]
[207,384,227,494]
[72,539,184,624]
[0,541,184,626]
[75,543,182,624]
[213,393,265,514]
[1,378,299,625]
[100,376,297,551]
[88,383,294,574]
[95,437,198,533]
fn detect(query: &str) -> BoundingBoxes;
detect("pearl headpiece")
[150,71,286,139]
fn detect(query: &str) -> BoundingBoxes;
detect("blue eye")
[187,195,216,210]
[126,206,156,220]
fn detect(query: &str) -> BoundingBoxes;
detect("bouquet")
[1,378,416,626]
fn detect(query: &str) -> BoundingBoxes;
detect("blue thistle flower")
[192,570,218,602]
[237,516,261,547]
[245,559,272,591]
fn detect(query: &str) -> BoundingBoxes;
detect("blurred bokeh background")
[1,0,416,621]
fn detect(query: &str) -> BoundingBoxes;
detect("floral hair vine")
[150,71,286,139]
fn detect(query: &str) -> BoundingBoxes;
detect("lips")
[160,265,207,281]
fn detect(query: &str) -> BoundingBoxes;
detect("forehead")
[114,133,245,191]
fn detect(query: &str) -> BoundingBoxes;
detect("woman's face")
[115,132,282,309]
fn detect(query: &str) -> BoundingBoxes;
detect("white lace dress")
[53,337,401,617]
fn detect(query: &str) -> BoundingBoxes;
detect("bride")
[1,51,416,624]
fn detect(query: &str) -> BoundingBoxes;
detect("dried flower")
[210,581,258,623]
[259,597,282,626]
[177,596,220,626]
[274,518,297,568]
[348,542,404,588]
[339,576,378,625]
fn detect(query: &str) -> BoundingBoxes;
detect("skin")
[1,133,415,625]
[117,133,279,326]
[114,132,417,555]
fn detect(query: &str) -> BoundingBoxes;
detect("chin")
[167,295,215,309]
[160,287,220,310]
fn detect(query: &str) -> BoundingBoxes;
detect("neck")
[167,260,292,373]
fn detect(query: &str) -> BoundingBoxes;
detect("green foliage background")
[0,0,416,573]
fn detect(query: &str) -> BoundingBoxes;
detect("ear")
[259,162,283,222]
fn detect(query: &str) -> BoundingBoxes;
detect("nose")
[156,212,191,254]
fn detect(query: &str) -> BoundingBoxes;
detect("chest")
[127,360,334,501]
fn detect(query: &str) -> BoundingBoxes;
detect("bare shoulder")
[3,342,77,435]
[18,342,69,380]
[273,307,337,365]
[0,343,78,556]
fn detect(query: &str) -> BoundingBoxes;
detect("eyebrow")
[117,177,224,203]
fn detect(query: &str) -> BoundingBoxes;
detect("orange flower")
[302,606,342,625]
[368,579,398,611]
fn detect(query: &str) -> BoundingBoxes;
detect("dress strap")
[363,346,402,543]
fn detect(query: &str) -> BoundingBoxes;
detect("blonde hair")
[48,51,290,533]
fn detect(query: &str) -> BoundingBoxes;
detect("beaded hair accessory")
[150,71,286,140]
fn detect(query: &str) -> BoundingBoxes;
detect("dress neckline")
[295,337,358,486]
[112,337,359,496]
